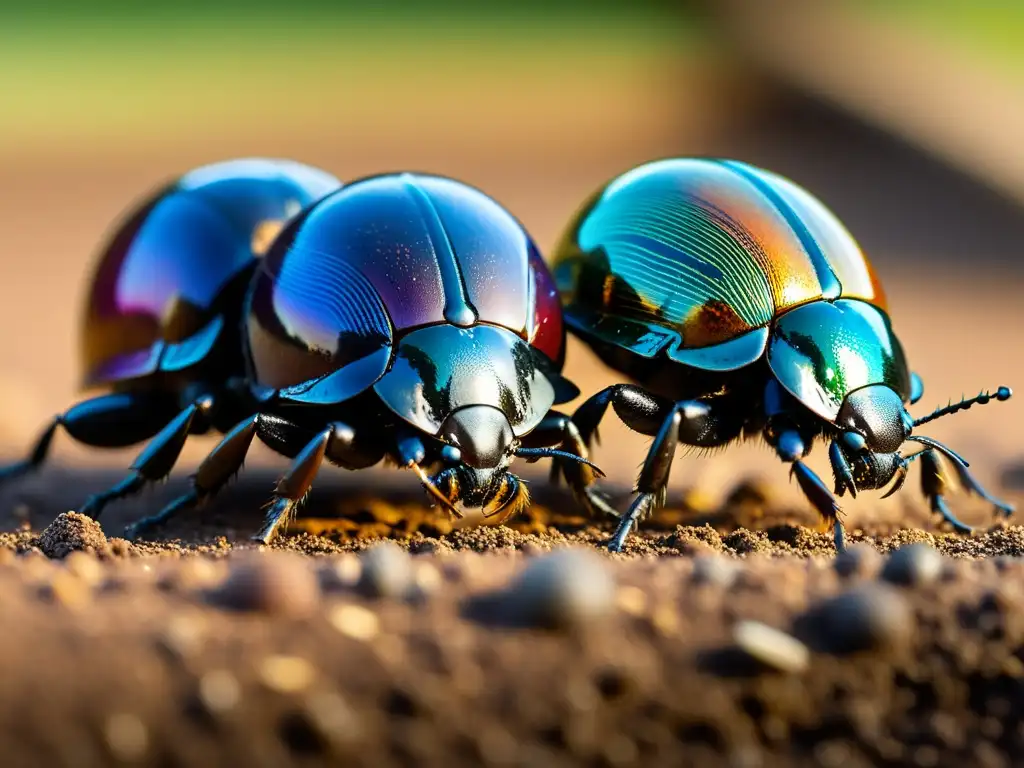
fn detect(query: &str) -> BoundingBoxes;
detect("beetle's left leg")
[918,449,1014,534]
[518,411,617,518]
[772,428,846,551]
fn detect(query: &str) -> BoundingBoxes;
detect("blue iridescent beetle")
[0,158,342,520]
[550,158,1013,551]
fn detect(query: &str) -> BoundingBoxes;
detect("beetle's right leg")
[520,411,617,518]
[0,393,178,484]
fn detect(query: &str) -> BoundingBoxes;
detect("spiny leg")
[606,393,736,552]
[0,392,177,483]
[917,449,1009,534]
[123,413,264,540]
[522,410,617,518]
[80,394,216,519]
[607,404,683,552]
[550,384,678,520]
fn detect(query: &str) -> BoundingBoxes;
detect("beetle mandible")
[119,172,605,542]
[549,158,1013,551]
[0,158,342,520]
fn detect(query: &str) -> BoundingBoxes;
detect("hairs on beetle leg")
[482,474,530,526]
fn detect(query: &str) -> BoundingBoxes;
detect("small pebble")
[880,543,943,587]
[464,548,615,631]
[834,543,881,579]
[691,555,740,587]
[198,669,241,714]
[258,655,316,694]
[797,584,914,655]
[733,620,810,673]
[39,512,108,559]
[104,713,148,761]
[206,552,320,616]
[357,543,414,599]
[328,604,380,641]
[161,558,224,592]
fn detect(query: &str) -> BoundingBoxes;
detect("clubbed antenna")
[913,386,1012,428]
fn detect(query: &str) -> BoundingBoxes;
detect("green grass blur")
[0,1,703,149]
[861,0,1024,72]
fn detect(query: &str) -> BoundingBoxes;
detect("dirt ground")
[2,61,1024,765]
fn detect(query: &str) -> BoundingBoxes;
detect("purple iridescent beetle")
[109,172,603,542]
[0,158,342,526]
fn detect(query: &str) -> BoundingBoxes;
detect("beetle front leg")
[918,449,1014,534]
[773,429,846,551]
[520,411,617,518]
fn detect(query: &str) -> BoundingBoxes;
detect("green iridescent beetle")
[550,158,1013,551]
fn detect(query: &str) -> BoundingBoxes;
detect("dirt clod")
[38,512,107,559]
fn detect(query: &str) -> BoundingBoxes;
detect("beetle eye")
[842,431,867,453]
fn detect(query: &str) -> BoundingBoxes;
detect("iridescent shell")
[80,158,342,388]
[552,158,907,420]
[244,173,567,436]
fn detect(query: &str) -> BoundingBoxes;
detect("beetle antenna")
[913,386,1012,427]
[514,448,606,477]
[906,435,970,468]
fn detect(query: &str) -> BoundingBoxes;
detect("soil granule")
[0,470,1022,767]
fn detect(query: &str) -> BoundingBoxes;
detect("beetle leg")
[606,403,681,552]
[0,392,178,484]
[917,448,1011,534]
[123,413,264,540]
[943,451,1015,520]
[80,394,217,520]
[772,428,845,551]
[522,411,617,518]
[828,440,857,498]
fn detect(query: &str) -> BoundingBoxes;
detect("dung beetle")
[122,172,605,543]
[550,157,1013,552]
[0,158,343,517]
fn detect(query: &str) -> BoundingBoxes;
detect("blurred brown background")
[0,0,1021,522]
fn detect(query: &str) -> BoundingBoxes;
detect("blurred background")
[0,0,1022,524]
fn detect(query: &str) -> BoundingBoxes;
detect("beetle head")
[830,384,1012,497]
[411,403,603,523]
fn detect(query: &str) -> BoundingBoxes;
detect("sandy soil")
[1,66,1023,765]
